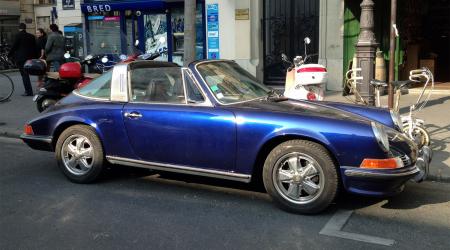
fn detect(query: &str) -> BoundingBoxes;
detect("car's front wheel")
[55,125,105,183]
[263,140,338,214]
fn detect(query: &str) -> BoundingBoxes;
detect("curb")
[408,88,450,95]
[0,69,19,74]
[0,132,448,183]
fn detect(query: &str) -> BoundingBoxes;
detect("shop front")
[81,0,206,65]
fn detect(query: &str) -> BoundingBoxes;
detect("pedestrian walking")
[36,28,47,87]
[45,24,65,72]
[8,23,38,96]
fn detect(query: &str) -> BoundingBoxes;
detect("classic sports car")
[21,60,432,214]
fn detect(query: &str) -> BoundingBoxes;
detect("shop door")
[263,0,320,85]
[139,13,168,61]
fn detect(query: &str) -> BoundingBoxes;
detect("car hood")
[228,99,371,124]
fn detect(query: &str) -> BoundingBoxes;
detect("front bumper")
[341,146,432,196]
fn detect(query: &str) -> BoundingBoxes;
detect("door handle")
[124,111,142,119]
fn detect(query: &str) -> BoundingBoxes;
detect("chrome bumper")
[412,145,432,183]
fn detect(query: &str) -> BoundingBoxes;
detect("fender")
[319,101,395,129]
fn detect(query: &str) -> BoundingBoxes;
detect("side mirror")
[304,37,311,45]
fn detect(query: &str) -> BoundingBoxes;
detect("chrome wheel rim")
[272,152,324,204]
[61,135,94,175]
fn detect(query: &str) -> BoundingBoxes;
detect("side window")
[77,70,112,99]
[130,67,185,104]
[184,70,205,103]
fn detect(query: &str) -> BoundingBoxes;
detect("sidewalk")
[0,71,40,138]
[1,72,449,182]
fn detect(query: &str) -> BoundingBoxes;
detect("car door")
[122,67,237,171]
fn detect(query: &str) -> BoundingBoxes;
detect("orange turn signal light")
[24,124,34,135]
[360,158,402,169]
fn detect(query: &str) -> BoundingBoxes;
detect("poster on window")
[143,14,168,61]
[62,0,75,10]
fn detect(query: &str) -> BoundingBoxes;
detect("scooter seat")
[83,73,101,79]
[46,72,60,80]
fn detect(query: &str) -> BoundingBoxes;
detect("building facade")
[33,0,56,32]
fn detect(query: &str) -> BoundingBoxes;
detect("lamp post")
[387,0,397,108]
[355,0,378,106]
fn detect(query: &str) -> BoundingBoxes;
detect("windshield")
[197,61,270,104]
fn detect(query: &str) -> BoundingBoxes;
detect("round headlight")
[371,121,390,152]
[390,110,403,131]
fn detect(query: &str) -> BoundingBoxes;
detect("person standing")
[45,24,65,72]
[8,23,38,96]
[36,28,47,87]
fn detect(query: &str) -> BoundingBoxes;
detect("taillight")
[24,124,34,135]
[297,67,327,73]
[307,92,316,100]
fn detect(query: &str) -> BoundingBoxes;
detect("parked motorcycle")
[281,37,327,101]
[27,54,101,112]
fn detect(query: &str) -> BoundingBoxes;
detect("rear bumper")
[20,134,53,152]
[341,146,432,196]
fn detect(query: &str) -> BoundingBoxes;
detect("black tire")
[55,125,105,183]
[262,140,338,214]
[36,98,57,112]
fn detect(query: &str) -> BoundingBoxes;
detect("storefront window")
[87,11,122,55]
[82,1,206,63]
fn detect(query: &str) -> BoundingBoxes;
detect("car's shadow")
[100,165,450,213]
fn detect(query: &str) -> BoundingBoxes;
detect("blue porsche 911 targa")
[21,60,432,214]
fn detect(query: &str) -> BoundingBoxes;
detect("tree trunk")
[184,0,197,66]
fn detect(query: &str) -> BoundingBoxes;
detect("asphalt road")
[1,137,449,250]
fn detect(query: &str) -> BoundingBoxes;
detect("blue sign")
[207,4,219,59]
[87,15,104,20]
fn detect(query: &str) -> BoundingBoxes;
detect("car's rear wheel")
[262,140,338,214]
[55,125,105,183]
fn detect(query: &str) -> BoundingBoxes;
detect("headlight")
[390,110,403,131]
[371,121,390,152]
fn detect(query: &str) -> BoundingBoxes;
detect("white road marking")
[320,210,395,246]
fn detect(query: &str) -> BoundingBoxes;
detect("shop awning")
[81,0,166,13]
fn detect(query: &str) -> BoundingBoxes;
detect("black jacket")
[8,30,38,63]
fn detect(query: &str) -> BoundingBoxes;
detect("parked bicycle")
[0,44,16,70]
[0,72,14,102]
[344,67,434,149]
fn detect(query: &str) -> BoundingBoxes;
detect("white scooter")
[282,37,327,101]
